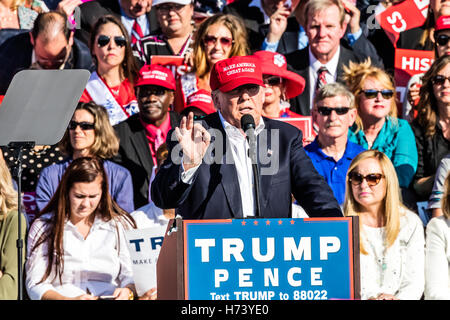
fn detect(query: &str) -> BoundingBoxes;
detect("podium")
[157,217,360,300]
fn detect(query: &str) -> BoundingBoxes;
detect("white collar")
[218,111,265,140]
[308,45,341,77]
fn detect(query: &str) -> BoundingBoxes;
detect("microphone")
[240,114,257,164]
[240,114,261,218]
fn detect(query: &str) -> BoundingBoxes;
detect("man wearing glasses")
[151,55,342,219]
[305,83,365,205]
[113,64,181,209]
[0,11,93,95]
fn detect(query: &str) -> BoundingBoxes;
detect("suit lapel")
[129,117,154,175]
[257,118,274,208]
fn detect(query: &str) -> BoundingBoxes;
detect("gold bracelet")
[128,289,134,300]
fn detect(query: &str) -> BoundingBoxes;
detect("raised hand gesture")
[175,112,211,171]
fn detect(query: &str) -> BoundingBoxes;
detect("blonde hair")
[342,58,398,132]
[0,152,18,218]
[59,102,119,159]
[343,150,405,254]
[441,172,450,219]
[302,0,346,27]
[192,13,249,79]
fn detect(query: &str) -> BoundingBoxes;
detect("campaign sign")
[275,117,315,141]
[183,217,359,300]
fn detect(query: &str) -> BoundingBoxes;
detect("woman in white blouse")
[425,173,450,299]
[26,157,137,300]
[344,150,425,300]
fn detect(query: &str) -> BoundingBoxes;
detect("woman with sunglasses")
[251,50,305,118]
[190,13,249,92]
[411,55,450,202]
[343,59,418,190]
[35,102,134,214]
[79,15,139,126]
[424,171,450,299]
[26,157,137,300]
[344,150,425,300]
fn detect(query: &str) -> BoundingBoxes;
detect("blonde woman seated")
[26,157,137,300]
[0,150,26,300]
[344,150,425,300]
[425,172,450,299]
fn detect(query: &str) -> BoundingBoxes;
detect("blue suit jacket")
[151,113,342,219]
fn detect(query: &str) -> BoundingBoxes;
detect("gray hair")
[313,82,355,110]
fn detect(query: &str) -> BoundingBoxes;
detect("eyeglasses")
[203,35,234,48]
[97,35,127,48]
[432,74,450,85]
[68,121,95,131]
[227,84,260,96]
[362,89,394,99]
[263,76,283,86]
[436,34,450,46]
[155,3,186,13]
[348,172,384,186]
[317,106,350,116]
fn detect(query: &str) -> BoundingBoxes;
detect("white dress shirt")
[26,213,134,300]
[119,0,150,38]
[181,111,265,217]
[308,46,340,109]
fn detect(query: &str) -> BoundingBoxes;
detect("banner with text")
[183,218,358,300]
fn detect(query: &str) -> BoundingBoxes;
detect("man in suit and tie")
[75,0,159,45]
[113,64,181,209]
[151,55,342,219]
[285,0,369,116]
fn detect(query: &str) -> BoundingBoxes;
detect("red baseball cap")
[252,50,305,99]
[135,64,176,90]
[436,15,450,31]
[210,55,264,93]
[185,89,216,114]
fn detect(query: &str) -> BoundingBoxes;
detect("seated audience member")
[0,150,26,300]
[189,13,249,93]
[344,150,425,300]
[425,172,450,300]
[0,0,47,30]
[412,55,450,201]
[305,83,365,205]
[428,153,450,218]
[0,10,93,95]
[26,157,137,300]
[284,0,380,115]
[113,64,181,209]
[151,55,343,219]
[79,15,140,126]
[343,59,418,190]
[252,50,305,118]
[36,102,134,213]
[181,89,215,118]
[403,15,450,122]
[75,0,158,45]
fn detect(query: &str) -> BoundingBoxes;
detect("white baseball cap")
[152,0,192,6]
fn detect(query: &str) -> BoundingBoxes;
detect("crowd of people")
[0,0,449,301]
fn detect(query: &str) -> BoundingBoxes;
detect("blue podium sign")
[182,217,359,300]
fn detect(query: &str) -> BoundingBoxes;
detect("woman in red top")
[80,15,139,126]
[253,50,305,118]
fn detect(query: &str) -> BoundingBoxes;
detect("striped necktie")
[316,66,328,91]
[131,19,144,45]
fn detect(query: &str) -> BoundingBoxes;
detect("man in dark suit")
[75,0,159,45]
[285,0,367,116]
[151,55,342,219]
[113,64,181,209]
[0,11,93,95]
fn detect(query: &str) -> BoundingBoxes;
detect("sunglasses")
[68,121,95,131]
[203,35,234,47]
[348,172,384,186]
[97,35,127,48]
[155,3,186,13]
[227,84,260,96]
[432,74,450,85]
[138,86,168,97]
[317,106,350,116]
[362,89,394,99]
[263,76,283,86]
[436,34,450,46]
